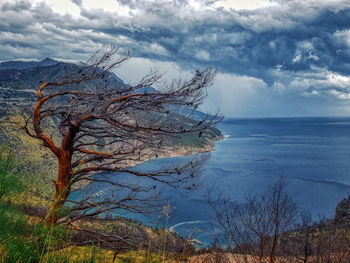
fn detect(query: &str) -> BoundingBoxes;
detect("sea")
[71,117,350,245]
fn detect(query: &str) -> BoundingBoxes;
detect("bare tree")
[278,210,313,263]
[12,46,221,227]
[298,211,313,263]
[208,178,297,263]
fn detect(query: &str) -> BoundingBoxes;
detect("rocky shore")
[334,195,350,223]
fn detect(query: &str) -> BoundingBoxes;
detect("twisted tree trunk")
[45,150,72,226]
[45,126,78,227]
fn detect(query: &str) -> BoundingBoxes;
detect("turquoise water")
[72,117,350,244]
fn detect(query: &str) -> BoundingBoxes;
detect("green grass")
[0,205,70,263]
[0,145,69,262]
[0,145,189,262]
[0,199,71,262]
[0,108,208,262]
[0,144,23,199]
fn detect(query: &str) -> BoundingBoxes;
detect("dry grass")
[189,253,259,263]
[49,246,184,263]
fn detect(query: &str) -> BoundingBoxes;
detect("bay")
[72,117,350,245]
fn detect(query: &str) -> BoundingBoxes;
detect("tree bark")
[45,150,73,227]
[45,124,79,227]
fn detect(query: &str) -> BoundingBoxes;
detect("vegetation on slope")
[0,145,195,262]
[0,57,222,262]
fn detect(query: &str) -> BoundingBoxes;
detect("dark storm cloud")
[78,0,350,86]
[1,0,350,113]
[1,1,349,71]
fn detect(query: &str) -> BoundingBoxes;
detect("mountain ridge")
[0,59,128,113]
[0,59,216,121]
[0,58,60,70]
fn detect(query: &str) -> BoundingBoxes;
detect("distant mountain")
[110,72,124,84]
[0,61,124,88]
[173,105,219,121]
[0,59,178,109]
[0,58,59,70]
[0,59,219,123]
[0,60,127,111]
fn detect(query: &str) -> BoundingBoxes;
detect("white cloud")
[327,73,350,87]
[334,29,350,47]
[0,43,41,58]
[202,73,270,117]
[148,43,169,56]
[81,0,133,16]
[213,0,278,10]
[307,52,320,62]
[111,57,192,86]
[194,50,210,61]
[31,0,81,17]
[292,51,302,63]
[274,64,283,71]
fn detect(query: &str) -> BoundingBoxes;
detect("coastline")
[71,134,224,245]
[74,133,223,189]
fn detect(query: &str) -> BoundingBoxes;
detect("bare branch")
[21,46,221,227]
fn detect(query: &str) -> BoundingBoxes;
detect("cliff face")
[334,196,350,222]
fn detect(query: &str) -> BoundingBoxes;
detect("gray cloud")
[71,0,82,6]
[0,0,350,116]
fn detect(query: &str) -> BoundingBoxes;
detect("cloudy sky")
[1,0,350,117]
